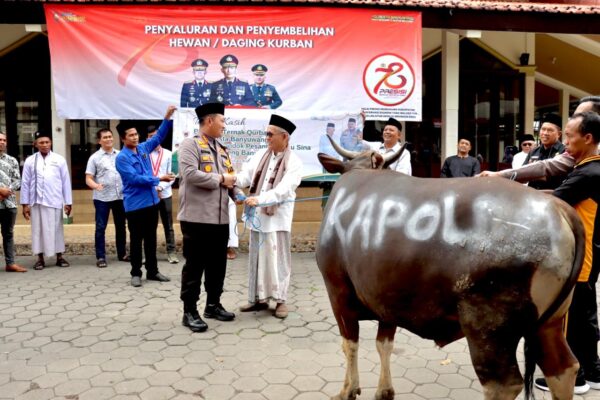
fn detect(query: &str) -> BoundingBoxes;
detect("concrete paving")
[0,252,599,400]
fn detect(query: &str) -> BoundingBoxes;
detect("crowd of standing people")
[2,96,600,400]
[0,102,304,332]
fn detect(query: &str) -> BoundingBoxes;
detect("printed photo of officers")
[250,64,282,109]
[180,59,212,108]
[179,54,283,109]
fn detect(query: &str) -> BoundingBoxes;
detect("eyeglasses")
[265,131,280,138]
[522,143,534,147]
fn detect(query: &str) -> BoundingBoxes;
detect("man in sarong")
[20,131,72,270]
[236,114,303,319]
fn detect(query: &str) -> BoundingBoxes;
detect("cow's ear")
[318,153,345,174]
[371,152,385,169]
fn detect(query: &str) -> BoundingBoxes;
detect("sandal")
[96,259,107,268]
[33,260,45,270]
[227,248,237,260]
[118,255,130,262]
[56,258,70,268]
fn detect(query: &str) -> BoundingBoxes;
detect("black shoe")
[131,276,142,287]
[182,311,208,332]
[147,272,171,282]
[204,303,235,321]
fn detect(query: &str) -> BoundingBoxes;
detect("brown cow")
[316,138,585,400]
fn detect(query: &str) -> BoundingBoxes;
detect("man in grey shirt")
[85,128,128,268]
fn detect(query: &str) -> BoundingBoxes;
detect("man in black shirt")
[440,138,480,178]
[525,113,566,189]
[535,111,600,394]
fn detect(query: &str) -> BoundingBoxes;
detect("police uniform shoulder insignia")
[196,138,209,149]
[204,165,212,172]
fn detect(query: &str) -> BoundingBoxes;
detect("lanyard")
[150,148,163,177]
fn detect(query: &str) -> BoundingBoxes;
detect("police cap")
[195,102,225,119]
[220,54,239,67]
[191,59,208,70]
[251,64,268,75]
[269,114,296,135]
[541,113,562,130]
[384,118,402,131]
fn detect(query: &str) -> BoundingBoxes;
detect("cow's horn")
[382,143,408,168]
[327,134,360,160]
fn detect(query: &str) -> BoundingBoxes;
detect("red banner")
[45,5,422,120]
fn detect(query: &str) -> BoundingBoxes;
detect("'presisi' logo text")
[363,53,415,107]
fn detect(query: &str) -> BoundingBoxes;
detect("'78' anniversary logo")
[363,53,415,107]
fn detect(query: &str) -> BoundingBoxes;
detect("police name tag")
[236,87,245,96]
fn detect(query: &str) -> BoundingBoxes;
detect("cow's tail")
[523,334,539,400]
[523,204,586,400]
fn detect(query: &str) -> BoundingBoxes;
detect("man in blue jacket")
[116,105,176,287]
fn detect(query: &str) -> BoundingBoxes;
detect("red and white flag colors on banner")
[44,5,422,121]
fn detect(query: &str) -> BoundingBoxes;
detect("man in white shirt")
[236,114,303,319]
[21,131,72,270]
[147,125,179,264]
[85,128,128,268]
[363,117,412,175]
[512,134,536,169]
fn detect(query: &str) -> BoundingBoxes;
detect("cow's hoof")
[331,387,361,400]
[375,388,395,400]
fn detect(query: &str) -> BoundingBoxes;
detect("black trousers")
[125,205,159,277]
[180,221,229,309]
[158,197,176,253]
[567,281,600,380]
[0,208,17,266]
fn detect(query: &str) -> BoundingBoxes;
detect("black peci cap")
[521,134,535,142]
[195,102,225,119]
[326,122,335,128]
[34,131,51,140]
[384,117,402,131]
[541,113,562,130]
[269,114,296,135]
[147,125,157,134]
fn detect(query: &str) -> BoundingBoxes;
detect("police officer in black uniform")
[209,54,256,107]
[180,59,212,108]
[249,64,282,109]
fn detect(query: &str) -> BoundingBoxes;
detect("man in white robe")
[236,114,303,319]
[20,131,72,270]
